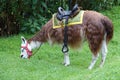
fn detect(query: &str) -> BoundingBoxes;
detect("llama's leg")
[100,36,108,68]
[88,54,99,70]
[63,52,70,66]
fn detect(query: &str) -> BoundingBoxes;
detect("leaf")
[36,25,40,29]
[33,0,38,5]
[21,27,27,31]
[31,28,36,33]
[41,1,47,9]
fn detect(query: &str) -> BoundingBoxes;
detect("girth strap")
[62,16,69,53]
[60,4,79,53]
[58,4,79,53]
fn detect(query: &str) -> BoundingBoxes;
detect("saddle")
[55,4,81,53]
[56,4,80,21]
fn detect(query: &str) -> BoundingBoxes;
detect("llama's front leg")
[88,54,99,70]
[63,52,70,66]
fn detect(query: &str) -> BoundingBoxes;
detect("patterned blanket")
[52,10,84,29]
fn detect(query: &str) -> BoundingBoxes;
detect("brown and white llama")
[20,10,113,70]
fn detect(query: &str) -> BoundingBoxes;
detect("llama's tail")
[102,16,113,43]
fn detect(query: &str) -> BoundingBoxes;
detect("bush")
[72,0,120,11]
[0,0,119,34]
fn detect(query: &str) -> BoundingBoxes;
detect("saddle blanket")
[52,10,84,29]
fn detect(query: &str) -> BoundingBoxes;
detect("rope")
[32,43,42,57]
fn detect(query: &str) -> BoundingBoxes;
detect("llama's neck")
[27,32,45,50]
[27,19,53,50]
[29,41,42,50]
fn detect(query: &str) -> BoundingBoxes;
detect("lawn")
[0,6,120,80]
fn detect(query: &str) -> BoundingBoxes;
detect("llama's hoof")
[99,64,103,68]
[64,63,70,66]
[62,62,70,66]
[88,66,92,70]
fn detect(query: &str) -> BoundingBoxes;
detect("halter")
[21,42,32,58]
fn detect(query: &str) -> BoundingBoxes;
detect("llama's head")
[20,36,32,59]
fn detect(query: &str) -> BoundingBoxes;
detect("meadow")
[0,6,120,80]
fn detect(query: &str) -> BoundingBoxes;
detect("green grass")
[0,6,120,80]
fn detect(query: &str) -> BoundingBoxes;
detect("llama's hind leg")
[100,34,108,68]
[88,54,99,70]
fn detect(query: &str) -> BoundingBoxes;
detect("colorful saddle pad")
[52,10,84,29]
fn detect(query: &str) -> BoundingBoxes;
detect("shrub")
[0,0,119,34]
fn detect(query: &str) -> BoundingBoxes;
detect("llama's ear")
[21,36,26,43]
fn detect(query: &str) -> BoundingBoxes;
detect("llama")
[20,10,113,70]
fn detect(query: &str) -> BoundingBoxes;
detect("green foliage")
[0,0,120,34]
[18,0,49,33]
[77,0,120,11]
[21,15,47,33]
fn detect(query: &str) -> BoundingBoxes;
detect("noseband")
[21,42,32,58]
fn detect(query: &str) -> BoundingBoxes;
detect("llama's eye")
[21,49,24,52]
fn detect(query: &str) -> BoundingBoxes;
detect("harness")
[21,42,41,58]
[56,4,79,53]
[21,42,32,58]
